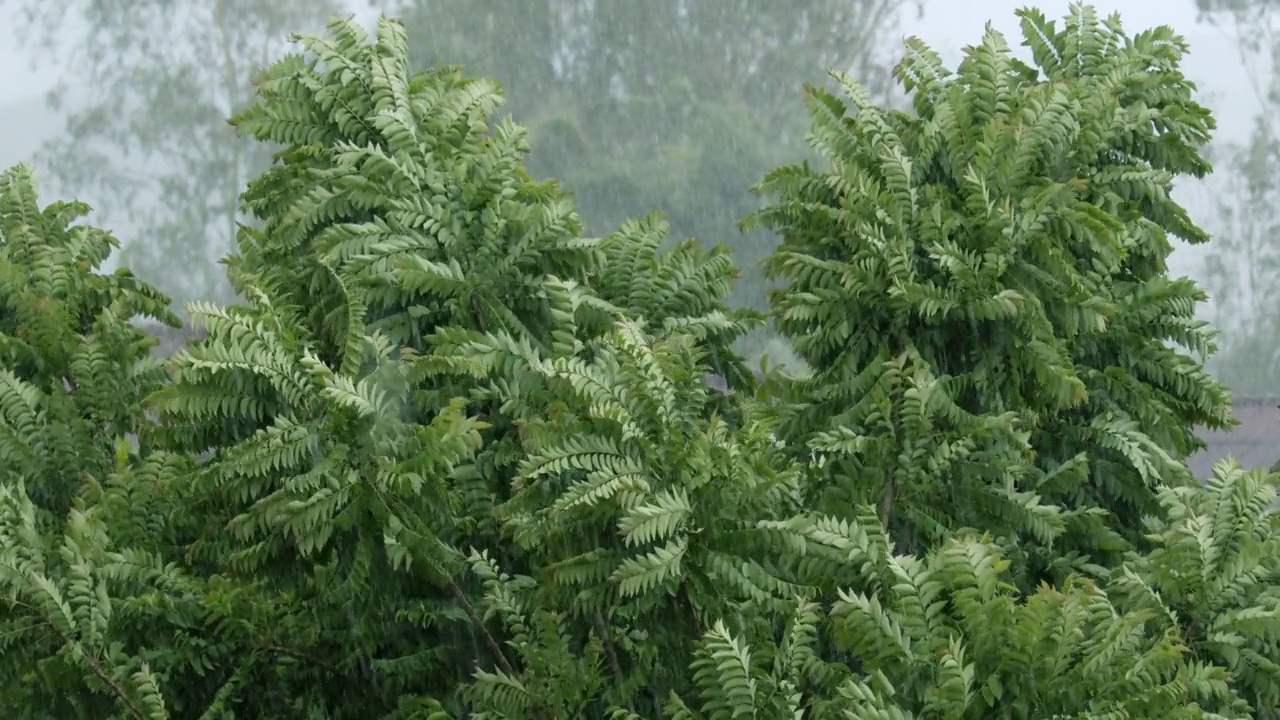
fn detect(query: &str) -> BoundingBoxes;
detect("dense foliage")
[746,5,1235,584]
[0,5,1277,719]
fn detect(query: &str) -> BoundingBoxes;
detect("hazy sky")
[2,1,1256,162]
[0,0,1256,136]
[0,34,58,105]
[0,0,1264,282]
[0,2,1250,105]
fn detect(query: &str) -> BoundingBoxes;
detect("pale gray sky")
[0,0,1264,296]
[0,2,1245,106]
[0,1,1254,157]
[0,33,60,105]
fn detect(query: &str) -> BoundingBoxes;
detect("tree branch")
[78,646,150,720]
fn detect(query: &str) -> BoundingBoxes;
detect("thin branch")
[878,471,897,530]
[447,579,550,720]
[879,386,903,531]
[78,646,150,720]
[447,579,515,676]
[593,610,624,682]
[684,585,703,638]
[257,642,346,678]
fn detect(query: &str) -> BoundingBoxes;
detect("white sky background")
[0,0,1267,295]
[1,1,1255,137]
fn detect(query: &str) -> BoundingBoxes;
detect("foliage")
[1112,461,1280,718]
[747,4,1235,583]
[0,163,179,520]
[0,5,1278,719]
[0,163,203,717]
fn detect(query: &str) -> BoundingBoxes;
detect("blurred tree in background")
[391,0,922,365]
[1195,0,1280,395]
[1,0,343,307]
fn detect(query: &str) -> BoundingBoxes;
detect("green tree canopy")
[750,4,1233,581]
[0,6,1277,720]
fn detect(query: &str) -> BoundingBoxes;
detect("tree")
[1,0,343,306]
[142,16,761,714]
[749,3,1233,580]
[0,6,1277,719]
[0,162,199,717]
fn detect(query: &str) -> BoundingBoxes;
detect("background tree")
[1194,0,1280,393]
[1,0,343,307]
